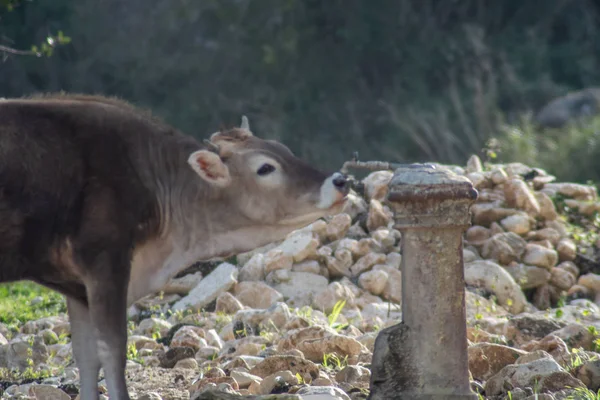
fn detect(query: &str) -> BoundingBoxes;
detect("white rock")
[325,213,352,241]
[233,281,283,309]
[358,269,389,296]
[464,260,527,314]
[234,302,291,330]
[264,249,294,274]
[341,192,368,220]
[367,199,393,232]
[134,318,172,338]
[371,228,396,249]
[272,272,329,306]
[385,252,402,269]
[292,260,321,275]
[296,385,352,400]
[361,302,402,322]
[500,214,531,235]
[351,252,387,276]
[504,178,540,215]
[556,238,577,261]
[466,155,484,173]
[313,282,357,314]
[172,262,238,312]
[362,170,393,202]
[239,253,266,282]
[215,291,244,314]
[276,232,320,263]
[162,271,203,295]
[522,244,558,270]
[373,264,402,303]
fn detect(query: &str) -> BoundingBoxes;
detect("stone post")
[368,163,479,400]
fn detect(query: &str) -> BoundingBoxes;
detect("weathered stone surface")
[556,238,577,261]
[575,359,600,391]
[504,263,551,289]
[464,260,527,313]
[215,292,245,314]
[357,269,388,296]
[468,343,528,381]
[172,262,238,312]
[362,170,393,202]
[480,232,527,265]
[465,225,491,245]
[484,355,585,396]
[551,324,595,351]
[233,281,283,309]
[248,355,320,382]
[350,252,387,277]
[504,178,541,215]
[366,199,393,232]
[239,253,266,282]
[500,213,531,235]
[522,244,559,270]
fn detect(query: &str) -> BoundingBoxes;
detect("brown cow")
[0,93,350,399]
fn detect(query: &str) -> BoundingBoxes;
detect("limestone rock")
[172,262,238,312]
[575,359,600,391]
[464,260,527,313]
[535,191,559,221]
[248,355,320,382]
[556,238,577,262]
[272,272,329,306]
[484,355,585,396]
[239,253,266,282]
[366,199,393,232]
[549,267,576,291]
[362,170,393,202]
[163,271,203,295]
[504,263,551,289]
[215,292,244,314]
[500,213,532,235]
[522,244,559,270]
[480,232,527,265]
[233,281,283,309]
[326,214,352,241]
[471,202,518,227]
[264,249,293,274]
[504,178,541,215]
[543,182,597,201]
[350,252,387,276]
[357,269,388,296]
[468,343,528,381]
[465,225,491,245]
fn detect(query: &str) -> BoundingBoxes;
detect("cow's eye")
[257,163,276,176]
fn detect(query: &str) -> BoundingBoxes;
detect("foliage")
[492,114,600,186]
[2,1,600,177]
[0,1,71,58]
[0,281,66,330]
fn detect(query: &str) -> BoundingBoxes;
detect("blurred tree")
[0,0,599,180]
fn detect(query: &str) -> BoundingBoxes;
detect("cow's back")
[0,98,163,294]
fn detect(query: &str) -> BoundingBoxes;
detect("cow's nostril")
[332,173,348,189]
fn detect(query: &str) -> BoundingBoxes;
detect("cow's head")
[187,116,350,230]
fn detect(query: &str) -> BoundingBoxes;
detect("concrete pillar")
[368,163,479,400]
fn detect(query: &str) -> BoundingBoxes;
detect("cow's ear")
[188,150,231,187]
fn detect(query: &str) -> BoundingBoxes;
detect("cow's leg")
[67,297,101,400]
[84,250,132,400]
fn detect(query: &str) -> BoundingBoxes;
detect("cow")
[0,93,350,400]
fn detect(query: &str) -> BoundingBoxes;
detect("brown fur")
[0,93,349,400]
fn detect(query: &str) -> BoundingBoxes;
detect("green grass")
[0,281,67,330]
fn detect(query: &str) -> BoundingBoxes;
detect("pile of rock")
[5,155,600,399]
[461,155,598,313]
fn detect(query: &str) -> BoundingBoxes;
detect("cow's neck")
[127,135,295,304]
